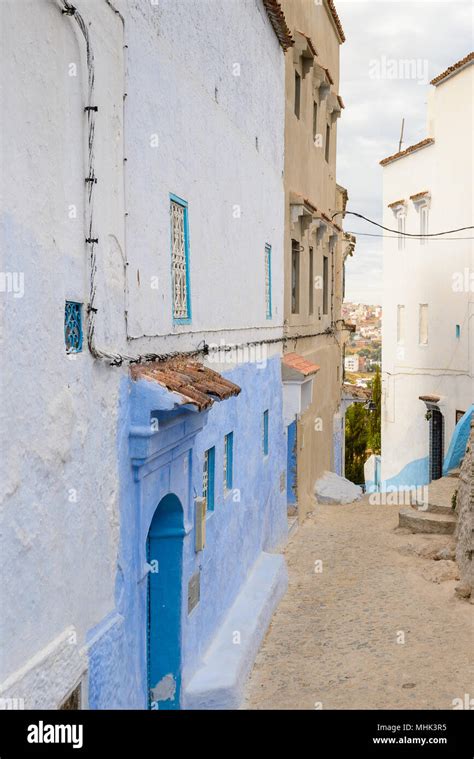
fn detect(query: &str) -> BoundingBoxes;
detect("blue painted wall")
[86,356,287,708]
[443,404,473,475]
[381,455,430,491]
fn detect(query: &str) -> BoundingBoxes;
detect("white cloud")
[336,0,473,303]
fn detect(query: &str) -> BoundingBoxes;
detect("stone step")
[411,476,458,515]
[447,467,461,478]
[399,507,456,535]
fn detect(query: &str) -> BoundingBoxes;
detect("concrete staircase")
[398,474,458,534]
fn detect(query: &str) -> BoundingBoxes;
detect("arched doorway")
[146,493,185,710]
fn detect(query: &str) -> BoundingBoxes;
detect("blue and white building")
[380,53,474,491]
[0,0,294,710]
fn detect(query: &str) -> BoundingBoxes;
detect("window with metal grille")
[322,255,329,315]
[170,195,191,322]
[64,301,83,353]
[203,447,215,511]
[263,410,269,456]
[294,71,301,118]
[291,240,300,314]
[313,101,318,143]
[224,432,233,491]
[325,123,330,162]
[265,244,272,319]
[309,246,314,315]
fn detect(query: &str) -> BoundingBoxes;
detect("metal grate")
[170,200,189,320]
[265,244,272,319]
[64,301,83,353]
[203,447,215,511]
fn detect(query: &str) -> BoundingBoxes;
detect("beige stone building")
[279,0,355,520]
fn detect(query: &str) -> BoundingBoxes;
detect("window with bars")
[325,123,330,162]
[309,246,314,315]
[291,239,300,314]
[265,244,272,319]
[224,432,234,491]
[64,301,83,353]
[170,195,191,322]
[203,447,215,511]
[322,255,329,315]
[263,410,269,456]
[294,71,301,118]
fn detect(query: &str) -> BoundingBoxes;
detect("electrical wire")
[333,210,474,238]
[346,231,474,240]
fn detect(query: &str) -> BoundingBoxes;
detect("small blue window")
[224,432,234,491]
[203,447,215,511]
[263,410,269,456]
[265,244,272,319]
[455,324,461,338]
[64,301,83,353]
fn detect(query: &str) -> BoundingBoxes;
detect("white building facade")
[380,53,474,489]
[0,0,292,710]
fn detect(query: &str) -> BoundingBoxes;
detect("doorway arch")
[146,493,185,710]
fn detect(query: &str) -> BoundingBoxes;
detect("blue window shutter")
[204,447,215,511]
[225,433,234,490]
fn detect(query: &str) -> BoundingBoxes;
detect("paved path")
[244,498,473,710]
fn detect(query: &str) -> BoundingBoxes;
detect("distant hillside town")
[342,302,382,383]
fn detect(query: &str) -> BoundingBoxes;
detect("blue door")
[147,493,185,710]
[287,421,297,506]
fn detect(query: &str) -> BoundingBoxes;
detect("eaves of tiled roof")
[262,0,294,51]
[380,138,435,167]
[282,352,320,377]
[430,51,474,86]
[410,190,430,201]
[131,359,241,410]
[325,0,346,44]
[387,199,406,208]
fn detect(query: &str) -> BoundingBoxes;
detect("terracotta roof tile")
[262,0,294,51]
[296,30,318,57]
[410,190,430,201]
[380,138,435,167]
[387,198,406,208]
[131,358,241,410]
[282,352,320,377]
[430,52,474,86]
[326,0,346,44]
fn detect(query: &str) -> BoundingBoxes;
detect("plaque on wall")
[188,571,201,614]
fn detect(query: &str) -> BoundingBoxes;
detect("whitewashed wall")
[0,0,126,707]
[381,64,474,484]
[123,0,285,354]
[0,0,286,707]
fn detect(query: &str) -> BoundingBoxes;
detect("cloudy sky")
[336,0,473,304]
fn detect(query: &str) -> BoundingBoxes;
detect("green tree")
[345,403,369,484]
[368,366,381,454]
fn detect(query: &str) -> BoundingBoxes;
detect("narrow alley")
[244,499,473,710]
